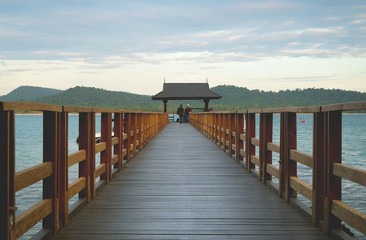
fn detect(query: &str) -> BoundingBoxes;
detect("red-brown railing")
[190,101,366,237]
[0,102,168,240]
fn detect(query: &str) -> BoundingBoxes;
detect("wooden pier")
[1,101,366,239]
[52,123,331,240]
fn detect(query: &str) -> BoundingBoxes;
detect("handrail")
[0,101,169,240]
[190,101,366,237]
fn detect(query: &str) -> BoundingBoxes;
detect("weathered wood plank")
[68,150,86,167]
[251,155,260,166]
[251,137,259,146]
[240,149,245,157]
[333,163,366,187]
[289,177,312,201]
[14,162,52,192]
[111,154,118,166]
[267,142,280,153]
[15,199,53,239]
[95,164,106,179]
[267,164,280,179]
[111,137,118,146]
[68,177,86,200]
[331,200,366,235]
[95,142,106,154]
[289,149,313,168]
[52,123,331,240]
[1,102,62,112]
[122,149,127,157]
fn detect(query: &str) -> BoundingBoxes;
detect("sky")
[0,0,366,96]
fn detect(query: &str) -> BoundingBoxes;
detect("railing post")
[114,112,123,171]
[131,113,137,155]
[137,113,142,150]
[220,113,224,149]
[101,113,112,183]
[216,114,220,145]
[324,110,342,233]
[261,113,273,184]
[281,112,297,202]
[42,111,59,234]
[313,111,325,225]
[79,112,92,202]
[223,113,228,152]
[236,112,244,163]
[90,112,96,198]
[246,113,255,171]
[229,113,235,157]
[0,110,15,240]
[59,111,68,226]
[123,113,131,162]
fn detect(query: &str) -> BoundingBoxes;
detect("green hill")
[0,86,61,101]
[210,85,366,110]
[1,85,366,112]
[35,86,163,111]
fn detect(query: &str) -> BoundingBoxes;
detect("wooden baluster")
[79,112,92,202]
[216,114,220,145]
[223,113,227,151]
[90,112,96,198]
[101,113,112,183]
[123,113,131,162]
[281,112,297,202]
[59,111,68,226]
[261,113,273,184]
[229,113,235,157]
[246,113,255,171]
[259,113,264,181]
[132,113,137,155]
[137,113,141,150]
[43,111,59,233]
[114,112,123,171]
[313,111,325,225]
[210,113,213,141]
[236,112,244,163]
[220,113,224,149]
[324,110,342,233]
[0,110,15,240]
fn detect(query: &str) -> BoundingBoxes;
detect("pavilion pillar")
[204,99,209,112]
[163,99,168,113]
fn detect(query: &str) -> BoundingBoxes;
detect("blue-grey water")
[14,114,365,239]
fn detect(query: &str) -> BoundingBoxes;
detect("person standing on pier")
[177,104,184,123]
[185,104,191,122]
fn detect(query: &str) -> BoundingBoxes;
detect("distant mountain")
[0,86,61,101]
[2,85,365,112]
[210,85,366,110]
[35,86,163,111]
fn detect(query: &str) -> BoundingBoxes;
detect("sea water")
[14,114,365,239]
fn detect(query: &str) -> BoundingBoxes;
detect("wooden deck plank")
[52,123,331,240]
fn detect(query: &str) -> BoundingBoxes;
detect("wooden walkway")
[53,123,331,240]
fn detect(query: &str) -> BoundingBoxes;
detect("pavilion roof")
[152,83,221,100]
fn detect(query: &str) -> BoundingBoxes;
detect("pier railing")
[190,101,366,237]
[0,102,168,240]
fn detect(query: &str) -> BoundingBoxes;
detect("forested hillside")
[0,86,61,101]
[35,86,162,111]
[210,85,366,110]
[2,85,366,112]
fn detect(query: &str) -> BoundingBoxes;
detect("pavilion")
[152,83,222,112]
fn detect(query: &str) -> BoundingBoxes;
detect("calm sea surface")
[14,114,365,239]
